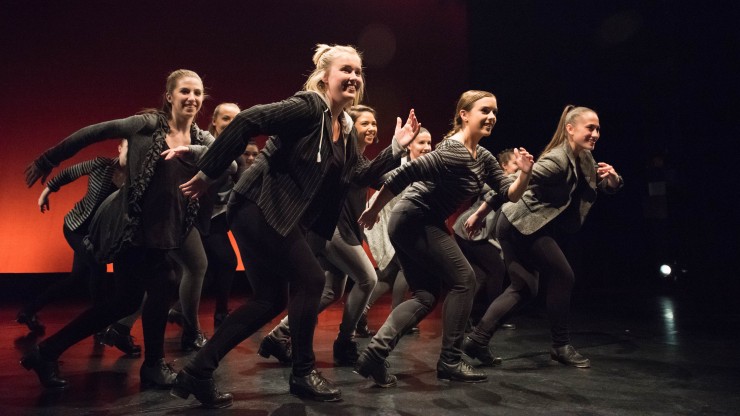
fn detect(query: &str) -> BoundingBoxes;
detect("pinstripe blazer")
[501,142,623,235]
[197,91,404,239]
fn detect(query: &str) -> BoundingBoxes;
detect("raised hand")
[393,109,421,148]
[513,147,534,174]
[25,162,50,187]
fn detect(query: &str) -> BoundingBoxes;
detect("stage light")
[659,264,672,277]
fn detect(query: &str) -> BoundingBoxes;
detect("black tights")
[39,247,176,364]
[185,196,325,378]
[470,214,575,348]
[201,213,238,314]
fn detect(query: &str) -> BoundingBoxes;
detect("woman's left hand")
[597,162,620,188]
[513,147,534,173]
[393,109,421,148]
[161,146,191,160]
[358,207,381,230]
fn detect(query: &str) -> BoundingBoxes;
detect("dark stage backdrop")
[0,0,468,273]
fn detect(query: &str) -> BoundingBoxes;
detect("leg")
[201,213,238,327]
[170,228,208,351]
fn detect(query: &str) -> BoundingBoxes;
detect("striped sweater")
[384,139,514,221]
[46,157,120,231]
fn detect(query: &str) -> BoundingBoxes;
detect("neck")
[568,140,581,157]
[457,129,482,152]
[169,114,194,132]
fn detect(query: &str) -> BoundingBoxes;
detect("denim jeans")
[365,201,476,364]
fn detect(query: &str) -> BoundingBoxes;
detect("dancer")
[356,90,533,387]
[22,69,213,389]
[259,104,381,367]
[359,127,433,336]
[463,105,623,369]
[171,44,419,407]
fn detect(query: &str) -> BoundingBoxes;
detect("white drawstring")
[317,108,328,163]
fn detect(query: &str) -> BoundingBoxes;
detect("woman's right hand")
[38,187,52,213]
[25,162,50,187]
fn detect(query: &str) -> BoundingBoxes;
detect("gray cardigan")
[502,142,623,235]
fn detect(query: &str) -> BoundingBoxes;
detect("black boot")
[101,324,142,357]
[436,359,488,383]
[171,369,233,409]
[333,338,359,366]
[181,330,208,352]
[213,311,229,329]
[354,351,397,388]
[289,369,342,401]
[167,309,184,327]
[20,346,68,388]
[462,336,502,366]
[140,359,177,389]
[258,334,292,365]
[354,313,375,338]
[16,309,45,335]
[550,344,590,368]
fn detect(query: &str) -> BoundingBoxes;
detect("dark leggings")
[185,195,325,378]
[201,213,238,314]
[455,236,506,325]
[25,224,107,313]
[469,213,575,347]
[39,247,176,364]
[365,202,476,364]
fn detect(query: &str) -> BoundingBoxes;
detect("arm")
[596,161,624,193]
[25,115,149,187]
[39,158,108,212]
[38,187,52,213]
[504,147,534,202]
[358,185,397,230]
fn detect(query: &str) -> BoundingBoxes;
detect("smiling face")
[566,111,600,153]
[461,96,498,138]
[242,143,259,168]
[408,131,432,160]
[354,111,377,148]
[212,103,240,137]
[167,76,204,120]
[322,52,363,108]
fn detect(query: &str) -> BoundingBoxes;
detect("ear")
[459,109,468,124]
[321,69,329,85]
[565,123,575,136]
[166,93,172,103]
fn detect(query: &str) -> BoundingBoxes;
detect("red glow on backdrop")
[0,1,468,272]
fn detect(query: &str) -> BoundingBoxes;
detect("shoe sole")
[352,369,398,388]
[550,356,591,368]
[289,386,342,402]
[170,387,234,408]
[436,371,488,383]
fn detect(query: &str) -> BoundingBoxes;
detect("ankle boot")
[140,359,177,389]
[462,336,502,366]
[101,324,141,357]
[354,351,397,387]
[333,338,359,366]
[354,313,375,338]
[167,309,184,327]
[20,346,68,388]
[170,369,233,408]
[550,344,590,368]
[16,309,45,335]
[181,330,207,352]
[289,369,342,401]
[436,359,488,383]
[258,334,292,364]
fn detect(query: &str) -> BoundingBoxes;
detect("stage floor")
[1,289,738,415]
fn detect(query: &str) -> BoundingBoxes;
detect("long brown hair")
[539,105,595,159]
[443,90,495,139]
[140,69,205,120]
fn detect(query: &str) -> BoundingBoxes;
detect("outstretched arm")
[38,187,52,213]
[358,186,396,230]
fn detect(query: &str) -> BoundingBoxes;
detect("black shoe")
[213,311,229,329]
[289,369,342,401]
[500,323,517,330]
[181,330,208,352]
[354,351,397,388]
[436,359,488,383]
[354,314,375,338]
[16,310,45,335]
[462,337,502,366]
[167,309,184,327]
[20,346,68,389]
[171,369,233,409]
[140,359,177,389]
[550,345,590,368]
[333,338,359,366]
[258,334,292,365]
[101,325,141,357]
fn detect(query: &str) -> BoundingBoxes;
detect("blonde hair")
[539,105,595,159]
[444,90,495,139]
[209,102,240,136]
[303,44,365,108]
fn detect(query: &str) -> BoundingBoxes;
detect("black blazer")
[197,91,404,239]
